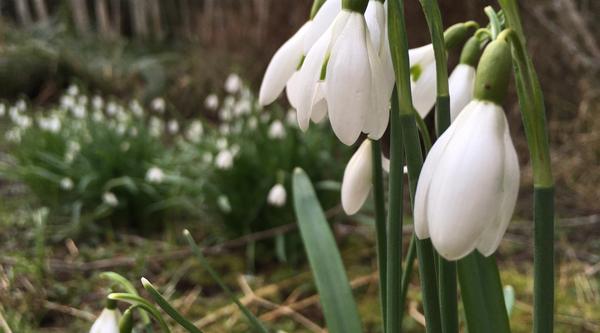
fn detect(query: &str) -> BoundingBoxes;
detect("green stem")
[371,140,388,329]
[533,186,555,333]
[388,0,442,330]
[385,89,405,333]
[398,235,417,328]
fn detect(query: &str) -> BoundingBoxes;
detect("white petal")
[365,1,385,54]
[411,61,437,118]
[259,22,311,106]
[409,44,434,66]
[476,113,520,256]
[341,140,373,214]
[310,82,328,123]
[326,13,371,145]
[427,101,507,260]
[303,0,342,54]
[89,309,120,333]
[285,71,302,108]
[449,64,476,121]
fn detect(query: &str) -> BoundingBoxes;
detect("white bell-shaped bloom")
[409,44,437,118]
[89,308,120,333]
[448,64,476,121]
[342,139,373,215]
[267,184,287,207]
[414,100,520,260]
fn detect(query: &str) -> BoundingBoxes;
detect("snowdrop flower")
[219,108,233,122]
[259,0,341,106]
[60,177,74,190]
[409,44,438,118]
[146,167,165,184]
[16,99,26,111]
[130,100,144,117]
[267,184,287,207]
[106,102,118,116]
[205,94,219,110]
[294,1,392,145]
[215,150,234,170]
[341,139,374,215]
[5,128,22,143]
[0,104,5,117]
[151,97,166,113]
[449,37,480,121]
[38,116,61,133]
[218,195,232,213]
[286,109,297,126]
[103,192,119,207]
[89,306,120,333]
[268,120,286,139]
[167,120,179,134]
[77,95,88,106]
[247,117,258,130]
[234,100,251,116]
[186,121,204,143]
[414,39,519,260]
[67,84,79,96]
[216,138,228,150]
[92,110,104,122]
[71,105,86,119]
[225,73,242,94]
[61,95,75,109]
[92,95,104,110]
[149,116,163,137]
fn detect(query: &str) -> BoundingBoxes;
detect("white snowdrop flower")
[15,99,26,111]
[204,94,219,110]
[202,152,213,164]
[294,3,393,145]
[5,128,22,143]
[61,95,75,109]
[216,138,228,150]
[223,96,235,109]
[267,184,287,207]
[38,116,61,133]
[234,100,252,116]
[186,121,204,143]
[286,109,297,126]
[149,116,163,137]
[67,84,79,96]
[219,124,230,135]
[60,177,74,190]
[0,104,5,117]
[247,117,258,130]
[146,167,165,184]
[92,95,104,110]
[449,36,480,121]
[72,105,86,119]
[15,115,32,129]
[215,150,234,170]
[89,307,120,333]
[224,73,242,94]
[106,102,118,116]
[120,142,130,152]
[409,44,438,118]
[151,97,166,113]
[130,100,144,117]
[77,95,88,106]
[116,123,127,135]
[167,120,179,134]
[219,108,233,122]
[102,192,119,207]
[217,195,232,213]
[268,120,286,139]
[92,110,104,122]
[341,139,373,215]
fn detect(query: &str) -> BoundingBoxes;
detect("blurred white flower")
[186,121,204,143]
[247,117,258,130]
[230,144,240,156]
[219,124,230,135]
[267,184,287,207]
[202,152,213,164]
[92,110,104,122]
[215,150,234,170]
[129,127,139,137]
[167,120,179,134]
[106,102,118,116]
[204,94,219,110]
[216,138,228,150]
[13,114,32,129]
[67,84,79,96]
[0,104,5,117]
[120,142,130,152]
[61,95,75,109]
[16,99,26,111]
[146,167,165,184]
[234,100,251,116]
[38,116,61,133]
[72,105,86,119]
[65,141,81,162]
[92,96,104,110]
[219,108,233,122]
[149,117,163,137]
[102,192,119,207]
[130,100,144,117]
[89,308,120,333]
[5,128,22,143]
[60,177,74,190]
[268,120,286,139]
[285,109,297,126]
[116,123,127,135]
[77,95,88,106]
[151,97,166,113]
[223,96,235,109]
[217,195,232,213]
[225,73,242,93]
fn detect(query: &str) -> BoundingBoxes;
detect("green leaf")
[292,168,363,333]
[183,230,269,333]
[108,293,170,332]
[142,278,204,333]
[100,272,150,324]
[457,252,511,333]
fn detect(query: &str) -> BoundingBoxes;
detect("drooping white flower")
[61,95,76,110]
[216,138,228,150]
[205,94,219,110]
[151,97,166,113]
[217,195,232,213]
[106,102,118,116]
[67,84,79,96]
[225,74,242,94]
[295,6,392,145]
[0,104,6,117]
[267,184,287,207]
[449,64,476,121]
[103,192,119,207]
[215,150,234,170]
[92,96,104,110]
[409,44,437,118]
[146,167,165,184]
[414,100,520,260]
[341,139,373,214]
[89,308,120,333]
[71,105,86,119]
[186,120,204,143]
[60,177,74,190]
[130,100,144,117]
[38,116,61,133]
[167,120,179,134]
[268,120,286,139]
[16,99,27,111]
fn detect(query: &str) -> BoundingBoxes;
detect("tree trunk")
[148,0,162,40]
[69,0,91,34]
[33,0,49,22]
[129,0,148,38]
[14,0,33,26]
[111,0,122,36]
[95,0,112,37]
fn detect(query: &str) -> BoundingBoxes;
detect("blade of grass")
[292,168,363,333]
[108,293,171,333]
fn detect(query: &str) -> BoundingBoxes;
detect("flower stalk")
[371,139,388,328]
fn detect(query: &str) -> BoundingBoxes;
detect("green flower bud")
[119,308,134,333]
[444,21,479,50]
[474,37,512,104]
[459,36,481,67]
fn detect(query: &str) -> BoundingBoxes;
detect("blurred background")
[0,0,598,332]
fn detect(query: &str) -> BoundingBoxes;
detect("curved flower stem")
[371,140,388,329]
[398,234,417,329]
[496,2,556,331]
[388,0,442,332]
[419,0,458,332]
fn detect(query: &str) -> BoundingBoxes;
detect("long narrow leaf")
[100,272,150,324]
[108,293,171,332]
[183,230,268,333]
[292,168,363,333]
